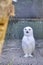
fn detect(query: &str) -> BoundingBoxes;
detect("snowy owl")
[22,26,35,57]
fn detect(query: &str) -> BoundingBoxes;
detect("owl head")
[23,26,33,36]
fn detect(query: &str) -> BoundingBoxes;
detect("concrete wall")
[6,19,43,40]
[13,0,43,18]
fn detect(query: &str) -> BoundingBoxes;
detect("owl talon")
[28,54,33,57]
[24,54,28,57]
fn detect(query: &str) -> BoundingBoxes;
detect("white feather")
[22,26,35,57]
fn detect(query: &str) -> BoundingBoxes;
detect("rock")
[39,49,43,57]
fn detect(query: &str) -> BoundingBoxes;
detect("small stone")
[39,49,43,57]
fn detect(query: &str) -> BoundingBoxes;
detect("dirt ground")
[0,39,43,65]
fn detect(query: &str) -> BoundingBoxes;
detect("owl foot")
[28,54,33,57]
[24,54,28,57]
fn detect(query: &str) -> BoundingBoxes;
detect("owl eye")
[25,29,26,30]
[29,29,31,31]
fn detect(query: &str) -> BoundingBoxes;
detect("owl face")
[23,26,33,36]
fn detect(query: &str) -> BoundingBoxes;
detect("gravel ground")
[0,39,43,65]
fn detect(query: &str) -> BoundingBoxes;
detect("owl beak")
[26,31,29,33]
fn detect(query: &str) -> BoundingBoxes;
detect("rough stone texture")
[0,40,43,65]
[13,0,43,18]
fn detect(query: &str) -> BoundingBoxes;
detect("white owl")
[22,26,35,57]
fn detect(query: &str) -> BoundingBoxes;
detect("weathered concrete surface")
[13,0,43,18]
[0,40,43,65]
